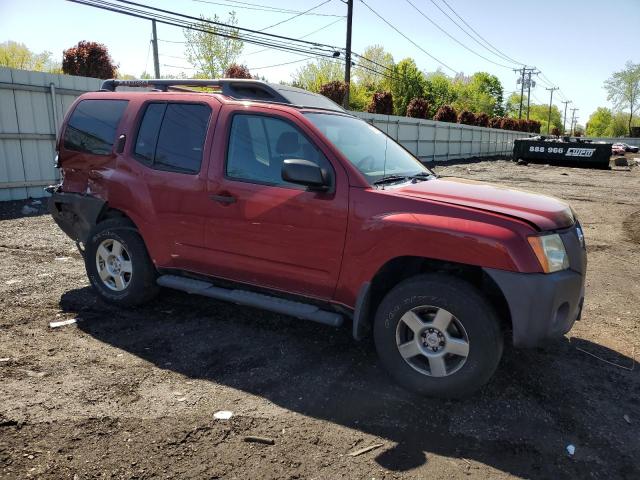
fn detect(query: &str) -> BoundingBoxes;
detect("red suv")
[49,79,586,397]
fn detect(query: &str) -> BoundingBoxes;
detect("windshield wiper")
[373,175,408,186]
[408,172,433,181]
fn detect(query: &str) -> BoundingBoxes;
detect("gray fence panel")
[0,69,535,201]
[353,112,530,162]
[0,67,102,200]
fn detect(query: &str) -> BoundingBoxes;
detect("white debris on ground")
[213,410,233,420]
[49,319,77,328]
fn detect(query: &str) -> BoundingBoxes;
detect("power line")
[435,0,524,66]
[109,0,341,51]
[258,0,334,32]
[68,0,342,60]
[243,17,344,57]
[192,0,343,17]
[403,0,512,69]
[359,0,457,74]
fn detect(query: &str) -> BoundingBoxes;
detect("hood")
[392,177,574,231]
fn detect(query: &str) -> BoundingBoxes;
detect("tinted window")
[134,102,211,174]
[227,114,329,186]
[134,103,165,165]
[64,99,128,155]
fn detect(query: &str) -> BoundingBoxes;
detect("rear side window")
[63,99,128,155]
[134,102,211,174]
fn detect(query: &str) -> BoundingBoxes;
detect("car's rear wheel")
[374,273,503,398]
[85,218,159,307]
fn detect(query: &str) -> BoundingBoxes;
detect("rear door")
[118,99,218,270]
[202,106,349,300]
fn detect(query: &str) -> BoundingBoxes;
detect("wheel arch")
[352,255,512,341]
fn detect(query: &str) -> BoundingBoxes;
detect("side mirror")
[281,159,329,190]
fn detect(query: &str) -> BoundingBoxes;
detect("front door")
[202,108,349,300]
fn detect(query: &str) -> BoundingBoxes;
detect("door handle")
[209,193,236,205]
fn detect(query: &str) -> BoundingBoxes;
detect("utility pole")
[151,20,160,78]
[545,87,558,134]
[561,100,572,135]
[343,0,353,109]
[514,67,538,119]
[570,108,579,136]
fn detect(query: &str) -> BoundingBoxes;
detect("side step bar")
[157,274,344,327]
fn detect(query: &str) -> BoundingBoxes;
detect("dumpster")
[513,138,612,169]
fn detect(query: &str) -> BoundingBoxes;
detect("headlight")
[528,233,569,273]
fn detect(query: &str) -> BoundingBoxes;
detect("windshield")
[304,112,432,185]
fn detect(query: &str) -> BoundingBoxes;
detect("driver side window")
[226,114,330,187]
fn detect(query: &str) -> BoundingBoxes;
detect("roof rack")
[99,78,346,113]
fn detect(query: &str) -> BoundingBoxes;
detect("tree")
[433,105,457,123]
[354,45,394,90]
[292,58,343,93]
[475,113,489,127]
[406,97,430,119]
[390,58,426,116]
[586,107,614,137]
[224,63,252,78]
[451,72,504,116]
[367,91,393,114]
[184,12,243,78]
[319,80,347,105]
[62,41,117,79]
[604,61,640,135]
[423,71,456,117]
[458,110,476,125]
[0,41,57,72]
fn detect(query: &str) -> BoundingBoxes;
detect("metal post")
[561,100,571,135]
[545,87,558,134]
[151,20,160,78]
[343,0,353,109]
[516,67,525,119]
[570,108,579,136]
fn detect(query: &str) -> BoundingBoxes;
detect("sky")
[1,0,638,124]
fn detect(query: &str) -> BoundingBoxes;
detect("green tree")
[0,40,57,72]
[449,72,504,116]
[353,44,394,91]
[183,12,244,78]
[390,58,426,115]
[604,61,640,135]
[423,71,456,116]
[292,58,343,93]
[586,107,614,136]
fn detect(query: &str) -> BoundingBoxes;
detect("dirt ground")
[1,158,639,480]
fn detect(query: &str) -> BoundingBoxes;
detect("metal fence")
[353,112,531,161]
[0,67,102,201]
[4,66,633,201]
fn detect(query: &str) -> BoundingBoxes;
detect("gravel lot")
[1,159,639,479]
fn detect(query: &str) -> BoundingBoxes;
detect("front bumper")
[485,267,584,347]
[485,224,586,348]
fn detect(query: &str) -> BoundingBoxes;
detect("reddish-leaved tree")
[475,113,489,127]
[433,105,457,123]
[367,91,393,114]
[62,41,117,79]
[319,80,347,105]
[489,117,502,128]
[224,64,252,79]
[406,97,430,119]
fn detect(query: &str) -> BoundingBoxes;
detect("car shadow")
[61,286,639,478]
[0,199,49,221]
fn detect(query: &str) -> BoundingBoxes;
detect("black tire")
[84,218,159,307]
[374,273,503,398]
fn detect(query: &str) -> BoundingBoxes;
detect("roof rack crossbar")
[99,78,345,113]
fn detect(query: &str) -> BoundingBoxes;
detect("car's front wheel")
[85,218,159,307]
[374,273,503,398]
